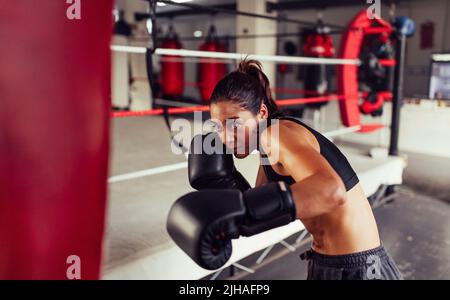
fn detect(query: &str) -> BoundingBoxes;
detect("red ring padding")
[336,9,393,127]
[0,1,112,279]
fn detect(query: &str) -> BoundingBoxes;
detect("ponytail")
[237,59,281,118]
[210,59,283,118]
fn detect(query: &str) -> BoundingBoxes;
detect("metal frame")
[208,228,312,280]
[368,184,399,209]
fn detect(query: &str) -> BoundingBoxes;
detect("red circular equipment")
[336,9,394,126]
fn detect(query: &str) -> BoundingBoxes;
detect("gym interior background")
[1,0,450,280]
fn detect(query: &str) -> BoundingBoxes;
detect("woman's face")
[210,101,267,158]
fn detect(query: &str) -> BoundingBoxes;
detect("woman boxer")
[167,59,402,280]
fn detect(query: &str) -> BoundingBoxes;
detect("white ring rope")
[111,45,361,66]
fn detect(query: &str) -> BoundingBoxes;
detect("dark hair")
[210,59,282,118]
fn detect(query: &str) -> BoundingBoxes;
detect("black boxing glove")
[188,132,251,192]
[166,181,296,270]
[240,181,297,237]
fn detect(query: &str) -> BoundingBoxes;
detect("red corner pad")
[359,123,385,133]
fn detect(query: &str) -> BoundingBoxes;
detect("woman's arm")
[261,121,347,220]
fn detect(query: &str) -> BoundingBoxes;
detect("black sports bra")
[261,116,359,191]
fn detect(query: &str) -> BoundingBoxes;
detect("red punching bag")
[303,30,335,58]
[303,26,335,108]
[0,1,112,279]
[304,34,325,57]
[198,26,226,102]
[323,34,336,58]
[161,26,184,98]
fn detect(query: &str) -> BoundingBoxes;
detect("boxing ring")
[0,0,417,280]
[101,2,411,280]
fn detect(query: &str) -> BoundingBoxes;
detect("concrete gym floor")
[107,115,450,280]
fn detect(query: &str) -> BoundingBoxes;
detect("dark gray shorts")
[300,245,403,280]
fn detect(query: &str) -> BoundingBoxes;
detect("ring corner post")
[389,30,407,156]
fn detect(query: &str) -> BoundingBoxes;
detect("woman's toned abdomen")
[301,183,381,255]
